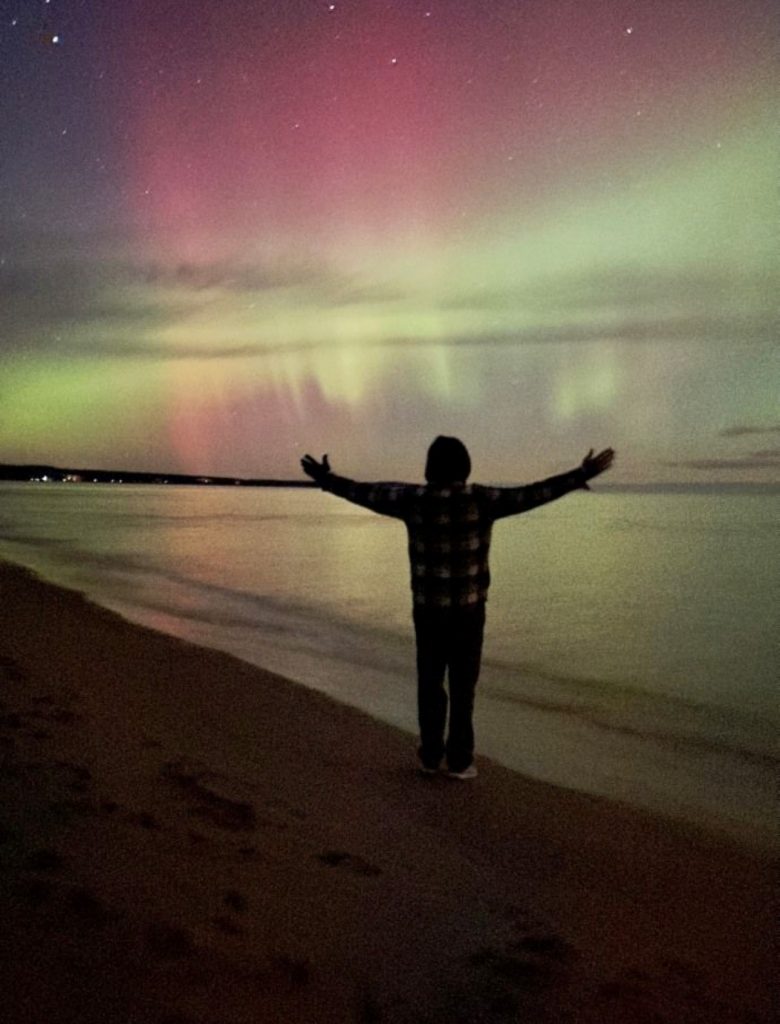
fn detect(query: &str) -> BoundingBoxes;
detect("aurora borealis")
[1,0,777,485]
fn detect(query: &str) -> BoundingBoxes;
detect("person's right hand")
[301,453,331,483]
[581,448,615,483]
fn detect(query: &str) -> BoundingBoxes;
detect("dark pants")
[413,603,486,772]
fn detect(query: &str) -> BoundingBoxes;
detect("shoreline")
[0,557,776,1022]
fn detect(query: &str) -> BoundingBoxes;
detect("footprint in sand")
[19,878,117,924]
[161,760,257,832]
[223,889,248,912]
[317,850,382,877]
[67,886,117,926]
[468,931,576,990]
[124,810,162,831]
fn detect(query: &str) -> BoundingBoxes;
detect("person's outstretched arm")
[300,453,411,519]
[486,447,616,519]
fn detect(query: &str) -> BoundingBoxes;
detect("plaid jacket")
[321,467,588,607]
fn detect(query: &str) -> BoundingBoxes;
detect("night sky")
[1,0,777,484]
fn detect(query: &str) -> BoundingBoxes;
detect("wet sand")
[0,558,776,1023]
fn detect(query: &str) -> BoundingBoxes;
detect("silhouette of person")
[301,438,615,778]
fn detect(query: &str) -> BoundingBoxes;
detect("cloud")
[438,315,775,346]
[135,259,336,293]
[61,339,323,361]
[664,453,780,471]
[443,266,779,319]
[718,424,780,438]
[0,259,189,354]
[664,438,780,476]
[0,261,98,313]
[126,260,408,306]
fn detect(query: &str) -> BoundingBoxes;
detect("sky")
[0,0,777,486]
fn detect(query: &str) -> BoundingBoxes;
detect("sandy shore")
[0,559,776,1023]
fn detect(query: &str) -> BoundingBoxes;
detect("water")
[0,482,777,848]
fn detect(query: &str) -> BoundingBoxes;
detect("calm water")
[0,482,777,847]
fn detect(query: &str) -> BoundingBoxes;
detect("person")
[301,437,615,779]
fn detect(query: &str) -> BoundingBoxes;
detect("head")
[425,435,471,484]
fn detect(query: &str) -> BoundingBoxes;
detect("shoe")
[446,764,478,780]
[419,765,439,776]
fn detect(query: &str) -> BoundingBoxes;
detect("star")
[624,26,634,35]
[390,57,398,65]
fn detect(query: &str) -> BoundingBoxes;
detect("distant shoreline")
[0,463,315,487]
[0,463,777,494]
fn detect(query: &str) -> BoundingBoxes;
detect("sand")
[0,558,776,1023]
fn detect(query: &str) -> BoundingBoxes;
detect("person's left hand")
[581,447,615,480]
[301,453,331,483]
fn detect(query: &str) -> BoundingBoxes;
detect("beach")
[0,558,776,1024]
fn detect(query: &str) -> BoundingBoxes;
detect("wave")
[481,683,779,770]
